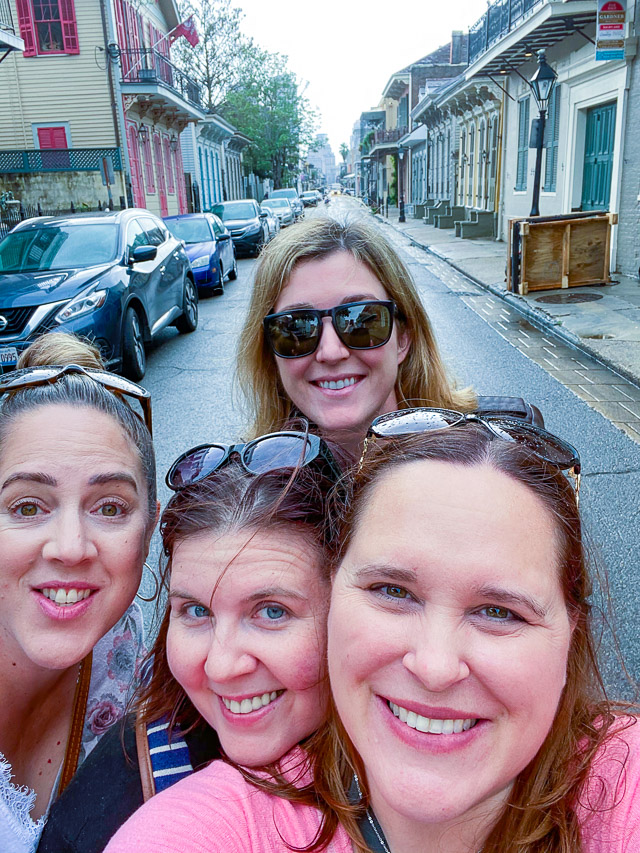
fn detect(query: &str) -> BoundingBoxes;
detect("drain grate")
[536,292,604,304]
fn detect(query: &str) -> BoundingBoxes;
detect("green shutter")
[516,97,530,191]
[543,87,560,192]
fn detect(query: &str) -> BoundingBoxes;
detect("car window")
[126,220,147,255]
[212,202,257,221]
[209,216,223,237]
[166,217,213,243]
[139,216,165,247]
[0,222,119,272]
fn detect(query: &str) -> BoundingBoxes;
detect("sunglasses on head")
[0,363,152,435]
[166,429,342,490]
[263,299,397,359]
[365,407,581,496]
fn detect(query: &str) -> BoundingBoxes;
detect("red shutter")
[15,0,37,56]
[153,133,168,216]
[59,0,80,54]
[37,126,68,148]
[163,135,175,194]
[127,122,146,208]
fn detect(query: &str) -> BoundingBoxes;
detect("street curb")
[376,215,640,390]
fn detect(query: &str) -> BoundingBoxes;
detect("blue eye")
[185,604,210,620]
[258,605,287,621]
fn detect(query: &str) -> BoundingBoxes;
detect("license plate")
[0,347,18,366]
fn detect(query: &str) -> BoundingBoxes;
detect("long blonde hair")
[237,216,475,438]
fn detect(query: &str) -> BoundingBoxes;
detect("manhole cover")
[536,292,604,304]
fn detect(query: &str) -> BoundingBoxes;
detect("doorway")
[581,102,616,211]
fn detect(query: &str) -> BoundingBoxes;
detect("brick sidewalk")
[378,210,640,389]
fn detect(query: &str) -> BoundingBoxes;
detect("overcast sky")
[235,0,489,156]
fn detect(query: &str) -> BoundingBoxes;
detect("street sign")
[596,0,626,61]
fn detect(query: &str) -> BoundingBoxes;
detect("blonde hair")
[236,216,476,438]
[16,331,103,369]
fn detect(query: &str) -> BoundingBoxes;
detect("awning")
[398,125,427,148]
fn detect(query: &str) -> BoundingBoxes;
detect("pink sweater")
[106,721,640,852]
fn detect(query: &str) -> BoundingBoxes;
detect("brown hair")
[310,425,632,852]
[136,459,335,734]
[1,332,156,522]
[236,216,476,438]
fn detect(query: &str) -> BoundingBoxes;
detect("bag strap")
[135,707,156,803]
[58,651,93,796]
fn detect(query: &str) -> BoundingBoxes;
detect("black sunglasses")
[166,429,342,490]
[366,407,581,496]
[0,363,152,435]
[263,300,396,359]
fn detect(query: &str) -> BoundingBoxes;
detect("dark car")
[164,212,237,296]
[210,200,269,257]
[0,209,197,381]
[300,191,318,207]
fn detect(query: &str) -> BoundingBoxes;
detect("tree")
[339,142,349,162]
[223,53,318,187]
[173,0,262,113]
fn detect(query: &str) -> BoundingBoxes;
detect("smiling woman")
[0,332,156,853]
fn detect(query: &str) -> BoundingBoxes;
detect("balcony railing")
[0,148,122,174]
[0,0,15,35]
[468,0,545,64]
[120,48,202,108]
[371,127,409,147]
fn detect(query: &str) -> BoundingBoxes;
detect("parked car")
[271,188,303,219]
[300,191,319,207]
[259,204,281,240]
[261,198,295,228]
[0,209,197,381]
[164,212,237,296]
[210,200,269,257]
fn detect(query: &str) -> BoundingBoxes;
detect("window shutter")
[59,0,80,54]
[163,136,175,194]
[516,97,529,191]
[543,86,560,193]
[37,126,68,148]
[15,0,37,56]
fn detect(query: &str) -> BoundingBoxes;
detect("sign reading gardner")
[596,0,626,61]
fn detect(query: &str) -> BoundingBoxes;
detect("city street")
[140,199,640,699]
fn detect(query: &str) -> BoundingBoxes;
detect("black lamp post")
[529,49,557,217]
[398,145,406,223]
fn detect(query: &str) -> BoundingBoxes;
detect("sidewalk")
[378,210,640,389]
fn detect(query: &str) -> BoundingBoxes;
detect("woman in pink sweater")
[107,414,640,853]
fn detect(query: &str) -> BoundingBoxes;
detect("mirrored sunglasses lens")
[335,303,392,349]
[91,370,147,397]
[0,366,59,389]
[244,434,311,473]
[267,312,320,357]
[170,446,227,488]
[374,409,461,437]
[494,422,575,468]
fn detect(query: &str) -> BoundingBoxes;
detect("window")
[16,0,79,57]
[516,96,530,192]
[36,126,67,148]
[163,136,175,194]
[543,86,561,193]
[138,216,166,246]
[125,220,147,256]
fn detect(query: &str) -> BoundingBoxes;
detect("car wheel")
[228,253,238,281]
[122,306,146,381]
[176,277,198,333]
[214,262,225,295]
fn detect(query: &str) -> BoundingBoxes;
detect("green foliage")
[173,0,263,113]
[339,142,349,162]
[222,52,318,187]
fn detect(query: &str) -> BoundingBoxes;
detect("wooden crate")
[507,212,617,294]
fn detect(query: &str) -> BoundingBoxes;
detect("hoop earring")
[136,562,160,602]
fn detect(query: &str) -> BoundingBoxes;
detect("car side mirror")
[217,233,230,241]
[129,245,157,264]
[259,211,268,219]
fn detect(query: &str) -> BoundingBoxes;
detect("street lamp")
[398,145,406,223]
[529,49,557,217]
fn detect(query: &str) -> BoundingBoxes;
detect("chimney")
[450,30,464,64]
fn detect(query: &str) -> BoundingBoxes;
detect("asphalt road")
[139,197,640,699]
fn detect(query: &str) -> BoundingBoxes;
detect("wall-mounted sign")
[596,0,626,61]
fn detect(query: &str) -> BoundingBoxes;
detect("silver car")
[262,198,295,227]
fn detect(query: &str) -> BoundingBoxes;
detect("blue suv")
[0,209,197,380]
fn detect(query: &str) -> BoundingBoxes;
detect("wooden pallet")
[507,212,617,294]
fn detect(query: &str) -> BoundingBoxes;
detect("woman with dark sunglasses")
[237,216,477,457]
[0,332,157,853]
[39,435,339,853]
[106,420,639,853]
